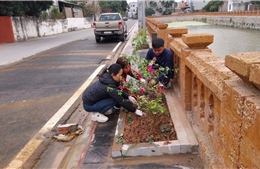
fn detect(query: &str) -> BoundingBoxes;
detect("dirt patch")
[122,108,177,144]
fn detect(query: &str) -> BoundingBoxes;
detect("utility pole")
[137,0,146,31]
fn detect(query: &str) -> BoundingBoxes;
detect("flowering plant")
[119,54,166,116]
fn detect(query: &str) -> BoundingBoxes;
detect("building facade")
[128,2,138,19]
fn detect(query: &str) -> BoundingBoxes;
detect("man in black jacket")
[145,38,173,88]
[82,64,143,122]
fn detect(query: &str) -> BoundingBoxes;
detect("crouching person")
[82,63,144,123]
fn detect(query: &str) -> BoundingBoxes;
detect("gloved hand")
[140,78,146,84]
[128,96,137,105]
[148,79,157,86]
[135,109,143,116]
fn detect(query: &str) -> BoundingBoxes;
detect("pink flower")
[139,87,144,94]
[146,65,154,73]
[157,85,164,93]
[119,85,123,90]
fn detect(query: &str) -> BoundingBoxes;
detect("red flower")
[157,85,164,94]
[139,87,144,94]
[146,65,154,73]
[119,85,123,90]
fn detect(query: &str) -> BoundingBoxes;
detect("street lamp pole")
[142,0,146,31]
[138,0,146,31]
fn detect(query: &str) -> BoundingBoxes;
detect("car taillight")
[93,22,96,31]
[118,22,123,31]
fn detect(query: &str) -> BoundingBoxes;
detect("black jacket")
[82,72,137,113]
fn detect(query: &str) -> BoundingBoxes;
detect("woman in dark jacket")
[82,63,143,123]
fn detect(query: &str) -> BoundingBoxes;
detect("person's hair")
[98,63,122,77]
[116,57,129,69]
[152,38,164,48]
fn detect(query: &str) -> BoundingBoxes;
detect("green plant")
[160,124,170,132]
[131,29,149,55]
[116,134,124,144]
[118,54,166,117]
[146,135,154,142]
[50,7,65,19]
[127,114,133,123]
[117,33,176,143]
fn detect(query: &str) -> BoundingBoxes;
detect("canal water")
[168,21,260,58]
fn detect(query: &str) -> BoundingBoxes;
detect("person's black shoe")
[113,106,121,113]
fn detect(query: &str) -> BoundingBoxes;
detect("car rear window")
[99,14,120,21]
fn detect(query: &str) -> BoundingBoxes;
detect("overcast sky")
[127,0,137,3]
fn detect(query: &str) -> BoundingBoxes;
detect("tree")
[0,1,53,17]
[98,1,128,14]
[121,0,128,12]
[250,1,260,9]
[202,0,223,12]
[145,8,155,16]
[79,2,95,17]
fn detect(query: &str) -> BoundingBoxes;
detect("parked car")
[92,13,128,43]
[184,8,192,14]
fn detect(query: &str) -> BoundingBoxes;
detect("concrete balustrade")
[149,10,260,17]
[225,52,260,90]
[145,17,260,168]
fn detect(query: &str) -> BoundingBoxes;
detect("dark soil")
[122,109,177,144]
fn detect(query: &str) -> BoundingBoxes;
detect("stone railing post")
[180,33,214,110]
[168,27,188,50]
[156,23,168,47]
[145,18,158,41]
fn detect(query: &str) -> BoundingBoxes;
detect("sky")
[127,0,137,3]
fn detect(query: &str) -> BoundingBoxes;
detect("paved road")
[0,20,136,168]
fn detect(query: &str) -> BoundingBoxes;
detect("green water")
[166,21,260,58]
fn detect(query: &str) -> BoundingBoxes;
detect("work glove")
[128,96,137,105]
[140,78,147,85]
[135,109,143,116]
[148,79,157,86]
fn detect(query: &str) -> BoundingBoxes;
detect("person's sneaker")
[91,112,108,122]
[104,109,113,115]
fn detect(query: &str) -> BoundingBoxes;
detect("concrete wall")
[150,12,260,30]
[146,18,260,168]
[8,16,91,42]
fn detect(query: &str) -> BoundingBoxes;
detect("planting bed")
[112,90,199,157]
[123,105,177,144]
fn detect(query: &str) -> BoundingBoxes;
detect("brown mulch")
[122,109,177,144]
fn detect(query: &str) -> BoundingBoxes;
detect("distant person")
[145,38,173,88]
[82,64,144,123]
[116,57,146,94]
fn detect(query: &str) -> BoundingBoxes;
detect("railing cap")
[182,33,214,49]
